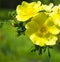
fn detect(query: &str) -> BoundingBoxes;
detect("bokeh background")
[0,0,60,62]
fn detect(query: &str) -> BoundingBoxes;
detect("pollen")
[37,26,48,36]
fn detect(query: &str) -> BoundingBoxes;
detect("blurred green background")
[0,0,60,62]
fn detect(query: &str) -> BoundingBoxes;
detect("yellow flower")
[45,17,60,35]
[30,34,57,46]
[41,3,53,12]
[50,5,60,26]
[16,1,42,21]
[25,12,58,47]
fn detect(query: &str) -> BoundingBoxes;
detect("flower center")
[40,26,47,34]
[37,26,48,36]
[57,9,60,14]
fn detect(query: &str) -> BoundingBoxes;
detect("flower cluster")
[15,1,60,55]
